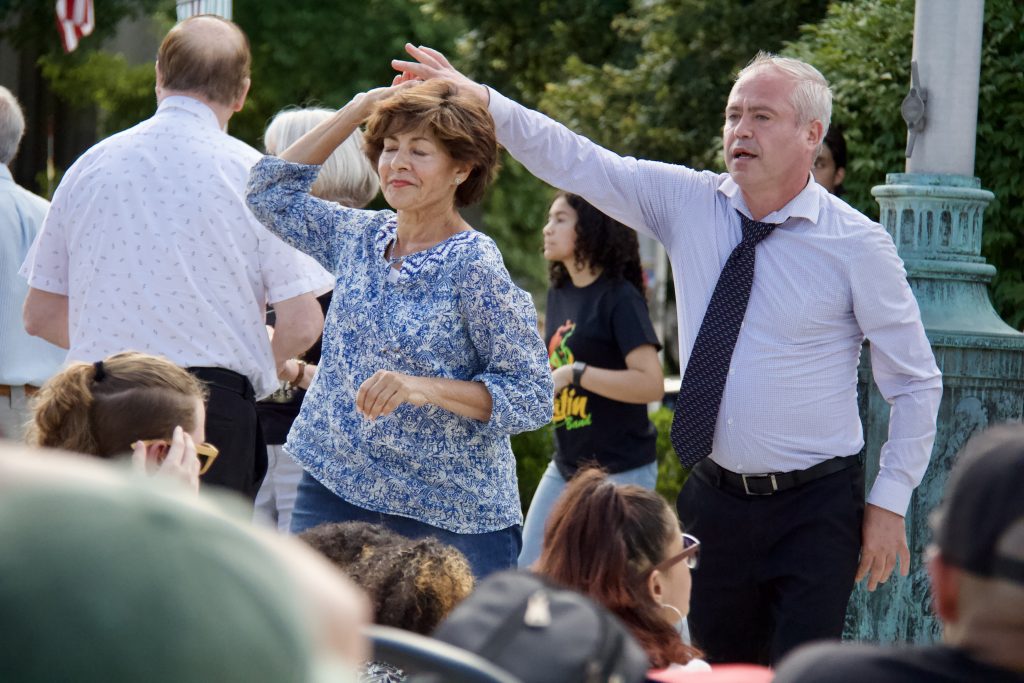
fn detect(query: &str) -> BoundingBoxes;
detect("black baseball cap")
[932,423,1024,584]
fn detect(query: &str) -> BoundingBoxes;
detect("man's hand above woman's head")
[391,44,490,106]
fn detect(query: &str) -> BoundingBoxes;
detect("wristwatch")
[572,361,588,387]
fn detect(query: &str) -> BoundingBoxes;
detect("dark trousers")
[676,463,864,665]
[188,367,267,503]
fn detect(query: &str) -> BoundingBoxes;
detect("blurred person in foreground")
[246,79,552,577]
[255,108,379,532]
[21,15,331,501]
[0,85,65,441]
[0,440,369,682]
[775,422,1024,683]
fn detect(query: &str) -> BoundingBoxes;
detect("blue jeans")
[518,460,658,568]
[291,472,521,579]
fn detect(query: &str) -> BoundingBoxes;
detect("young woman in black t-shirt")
[519,192,665,568]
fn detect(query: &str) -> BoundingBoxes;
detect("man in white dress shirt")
[394,47,942,664]
[21,16,331,500]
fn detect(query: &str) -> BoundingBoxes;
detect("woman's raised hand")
[132,425,201,493]
[391,44,490,105]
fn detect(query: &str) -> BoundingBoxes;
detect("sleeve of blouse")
[246,155,378,272]
[459,240,554,435]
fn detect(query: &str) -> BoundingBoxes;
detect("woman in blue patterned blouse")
[246,79,553,577]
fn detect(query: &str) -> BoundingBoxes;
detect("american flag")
[55,0,94,53]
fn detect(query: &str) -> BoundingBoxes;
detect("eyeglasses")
[138,439,220,476]
[651,532,701,573]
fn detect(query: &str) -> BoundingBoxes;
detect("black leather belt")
[693,454,862,496]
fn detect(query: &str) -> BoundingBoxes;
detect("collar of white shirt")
[155,95,221,131]
[717,172,823,227]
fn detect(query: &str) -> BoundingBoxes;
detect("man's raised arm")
[393,44,682,242]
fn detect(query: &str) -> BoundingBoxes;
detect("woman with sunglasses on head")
[535,467,709,672]
[519,192,664,568]
[27,351,214,492]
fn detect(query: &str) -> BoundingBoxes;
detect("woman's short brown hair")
[363,79,499,208]
[28,351,208,459]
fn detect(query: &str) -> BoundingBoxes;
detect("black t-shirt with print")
[545,275,661,479]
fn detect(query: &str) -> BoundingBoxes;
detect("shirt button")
[736,463,744,472]
[729,368,735,376]
[727,418,734,426]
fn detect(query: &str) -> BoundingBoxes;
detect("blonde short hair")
[264,108,379,208]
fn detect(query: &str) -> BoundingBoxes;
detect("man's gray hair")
[0,86,26,166]
[264,107,379,208]
[736,52,832,136]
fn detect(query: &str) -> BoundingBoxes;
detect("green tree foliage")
[230,0,463,148]
[0,0,165,53]
[786,0,1024,326]
[538,0,831,168]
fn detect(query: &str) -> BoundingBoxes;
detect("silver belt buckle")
[741,473,779,496]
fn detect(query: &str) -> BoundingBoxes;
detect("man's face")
[723,68,819,200]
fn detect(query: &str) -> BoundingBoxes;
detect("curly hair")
[299,522,474,635]
[534,468,702,668]
[28,351,207,458]
[547,193,646,295]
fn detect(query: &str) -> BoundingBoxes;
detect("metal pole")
[906,0,985,175]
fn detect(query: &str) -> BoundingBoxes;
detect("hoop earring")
[660,601,684,625]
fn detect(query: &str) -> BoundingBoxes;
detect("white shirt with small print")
[21,96,333,397]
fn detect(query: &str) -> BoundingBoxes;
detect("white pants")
[252,444,305,532]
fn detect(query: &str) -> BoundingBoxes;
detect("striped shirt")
[488,89,942,515]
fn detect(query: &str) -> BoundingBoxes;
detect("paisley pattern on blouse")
[247,156,553,533]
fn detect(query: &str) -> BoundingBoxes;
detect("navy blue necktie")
[671,211,778,469]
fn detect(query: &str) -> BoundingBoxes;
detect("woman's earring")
[454,176,462,185]
[660,602,684,625]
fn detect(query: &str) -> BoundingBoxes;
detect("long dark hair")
[547,193,645,295]
[534,468,702,668]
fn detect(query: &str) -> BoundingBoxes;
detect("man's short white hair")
[0,86,26,166]
[264,107,379,208]
[736,52,832,136]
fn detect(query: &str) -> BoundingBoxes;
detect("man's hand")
[391,44,490,105]
[356,370,429,419]
[856,503,910,591]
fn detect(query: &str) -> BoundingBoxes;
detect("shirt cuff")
[486,86,514,129]
[866,474,914,516]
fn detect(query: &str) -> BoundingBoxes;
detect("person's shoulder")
[11,183,50,217]
[774,641,944,683]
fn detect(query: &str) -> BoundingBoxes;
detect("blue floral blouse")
[247,156,553,533]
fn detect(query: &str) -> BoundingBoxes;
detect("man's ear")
[806,119,825,150]
[154,62,164,96]
[232,78,251,113]
[928,553,961,623]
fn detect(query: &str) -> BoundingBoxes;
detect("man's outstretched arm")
[392,43,696,245]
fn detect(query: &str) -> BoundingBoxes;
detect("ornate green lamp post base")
[845,173,1024,643]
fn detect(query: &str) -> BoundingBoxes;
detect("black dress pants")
[187,367,267,503]
[676,463,864,665]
